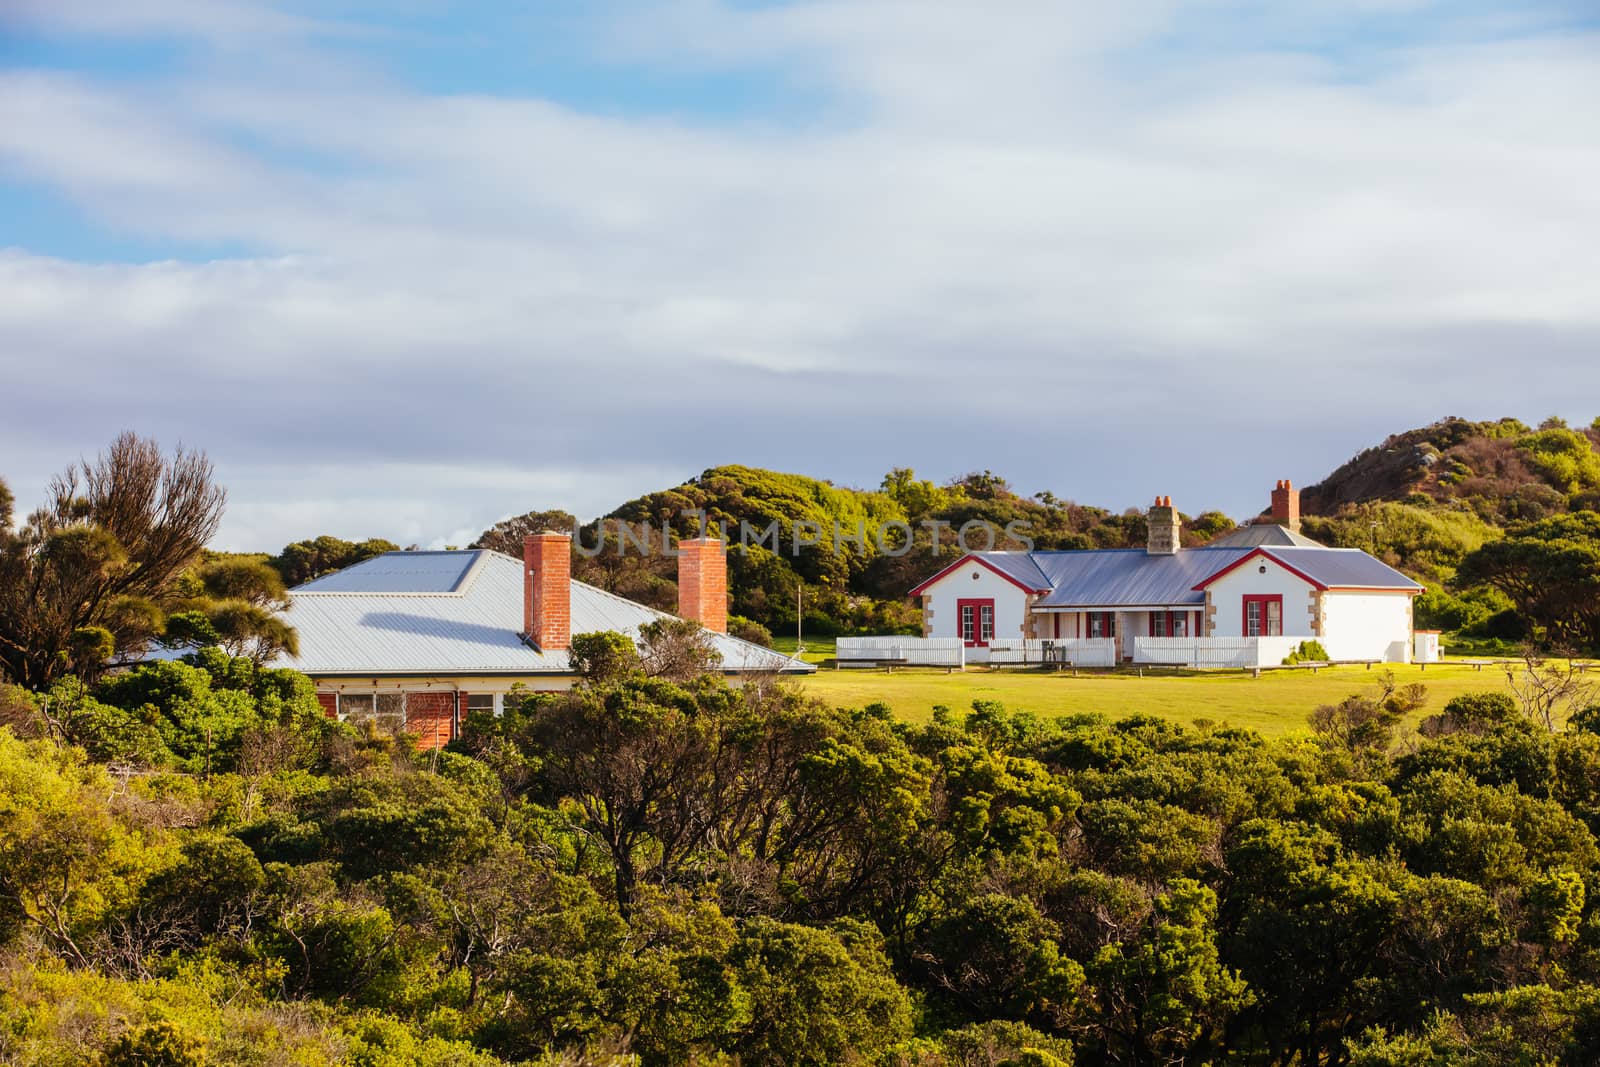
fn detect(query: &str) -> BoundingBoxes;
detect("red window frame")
[957,598,994,647]
[1242,595,1283,637]
[1086,611,1115,639]
[1148,611,1192,638]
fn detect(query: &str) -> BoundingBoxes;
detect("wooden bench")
[1422,659,1494,671]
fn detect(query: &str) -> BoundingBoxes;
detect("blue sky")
[2,0,1598,549]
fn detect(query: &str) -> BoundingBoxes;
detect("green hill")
[467,418,1600,647]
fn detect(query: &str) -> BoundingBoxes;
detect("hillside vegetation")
[463,418,1600,649]
[475,466,1233,640]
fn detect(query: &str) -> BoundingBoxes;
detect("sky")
[1,0,1597,552]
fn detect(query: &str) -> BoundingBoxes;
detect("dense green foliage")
[10,648,1600,1064]
[1458,512,1600,651]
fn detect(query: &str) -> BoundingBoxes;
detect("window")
[957,598,994,646]
[1150,611,1193,638]
[466,693,498,718]
[339,692,407,734]
[1086,611,1115,639]
[1242,595,1283,637]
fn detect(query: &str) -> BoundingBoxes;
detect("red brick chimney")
[1271,480,1301,532]
[677,537,728,633]
[523,532,571,651]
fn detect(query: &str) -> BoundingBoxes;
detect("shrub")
[728,615,774,647]
[1284,640,1330,665]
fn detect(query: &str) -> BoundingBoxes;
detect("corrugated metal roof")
[1207,524,1326,548]
[274,551,810,676]
[296,551,485,593]
[971,553,1052,591]
[966,542,1418,608]
[1022,548,1253,608]
[1264,547,1422,591]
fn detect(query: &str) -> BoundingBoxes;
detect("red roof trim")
[1192,547,1329,592]
[908,555,1046,598]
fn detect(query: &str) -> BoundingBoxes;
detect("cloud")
[1,0,1597,549]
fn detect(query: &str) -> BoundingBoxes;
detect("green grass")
[796,662,1524,736]
[771,635,837,665]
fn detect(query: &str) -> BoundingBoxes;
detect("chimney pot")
[677,537,728,633]
[1146,496,1181,555]
[523,532,572,651]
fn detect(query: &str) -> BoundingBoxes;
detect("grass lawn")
[771,635,837,666]
[795,662,1524,737]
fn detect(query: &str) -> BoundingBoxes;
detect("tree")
[1083,880,1251,1066]
[1502,646,1598,732]
[268,535,399,587]
[469,509,578,557]
[725,917,913,1065]
[567,630,642,683]
[638,617,723,682]
[1458,512,1600,651]
[165,557,298,663]
[0,434,226,687]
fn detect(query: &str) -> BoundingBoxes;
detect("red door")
[957,598,995,647]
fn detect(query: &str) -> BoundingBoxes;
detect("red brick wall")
[677,537,728,633]
[316,692,338,719]
[524,533,571,651]
[405,691,456,751]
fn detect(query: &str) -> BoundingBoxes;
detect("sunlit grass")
[795,661,1527,736]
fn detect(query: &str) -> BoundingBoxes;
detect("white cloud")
[1,0,1597,548]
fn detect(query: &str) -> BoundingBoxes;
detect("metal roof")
[1207,524,1326,548]
[1023,548,1252,608]
[1259,547,1421,591]
[971,553,1052,591]
[274,550,810,676]
[962,543,1418,609]
[295,550,487,594]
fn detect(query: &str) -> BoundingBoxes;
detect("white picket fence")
[988,638,1119,668]
[837,636,1314,671]
[835,636,966,669]
[1132,636,1303,669]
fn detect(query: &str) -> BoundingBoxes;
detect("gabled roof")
[1206,524,1326,548]
[913,543,1420,609]
[273,550,810,676]
[907,553,1051,597]
[1192,546,1421,593]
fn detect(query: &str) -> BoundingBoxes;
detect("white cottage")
[909,482,1422,665]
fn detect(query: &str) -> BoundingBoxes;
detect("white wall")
[1204,557,1318,638]
[1320,591,1414,662]
[921,562,1033,663]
